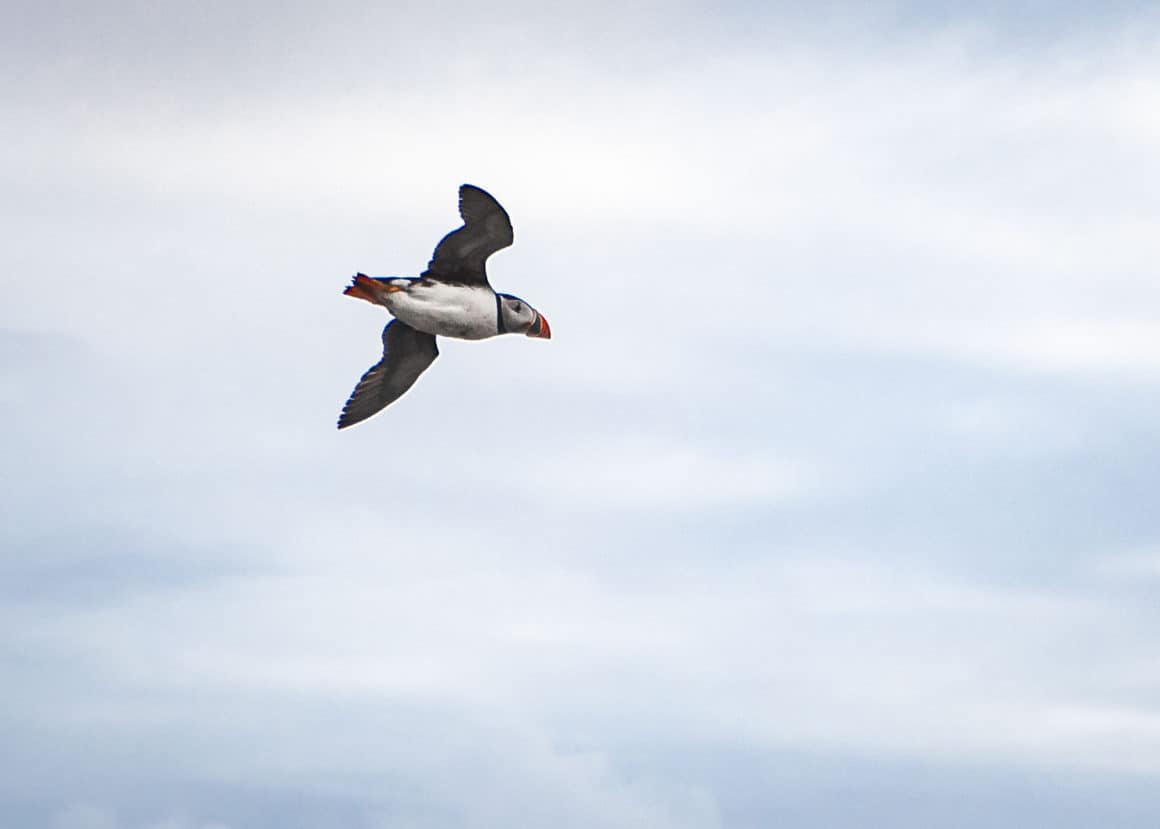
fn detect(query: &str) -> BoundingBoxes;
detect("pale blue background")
[3,2,1160,827]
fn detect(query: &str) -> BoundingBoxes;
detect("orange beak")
[527,313,552,339]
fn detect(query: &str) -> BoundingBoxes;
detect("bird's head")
[498,294,551,339]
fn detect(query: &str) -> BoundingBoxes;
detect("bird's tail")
[343,273,392,305]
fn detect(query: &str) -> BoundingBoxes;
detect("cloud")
[52,805,230,829]
[4,2,1160,827]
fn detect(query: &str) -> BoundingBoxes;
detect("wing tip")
[336,409,370,430]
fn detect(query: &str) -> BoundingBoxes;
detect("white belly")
[385,282,498,340]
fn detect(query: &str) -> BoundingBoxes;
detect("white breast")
[385,282,498,340]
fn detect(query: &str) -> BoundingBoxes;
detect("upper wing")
[422,184,514,286]
[337,320,439,429]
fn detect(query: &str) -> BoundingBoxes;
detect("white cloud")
[5,4,1160,827]
[10,23,1158,390]
[955,320,1160,374]
[14,542,1159,781]
[54,805,119,829]
[52,807,230,829]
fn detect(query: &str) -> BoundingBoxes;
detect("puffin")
[337,184,551,428]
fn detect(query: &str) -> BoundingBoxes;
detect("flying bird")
[337,184,551,428]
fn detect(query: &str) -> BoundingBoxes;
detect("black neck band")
[495,294,506,335]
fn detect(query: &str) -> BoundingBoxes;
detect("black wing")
[337,320,439,429]
[422,184,514,286]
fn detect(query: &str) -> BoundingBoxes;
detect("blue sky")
[3,2,1160,827]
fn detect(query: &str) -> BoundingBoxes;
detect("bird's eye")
[512,302,523,312]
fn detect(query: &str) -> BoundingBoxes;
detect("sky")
[3,1,1160,826]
